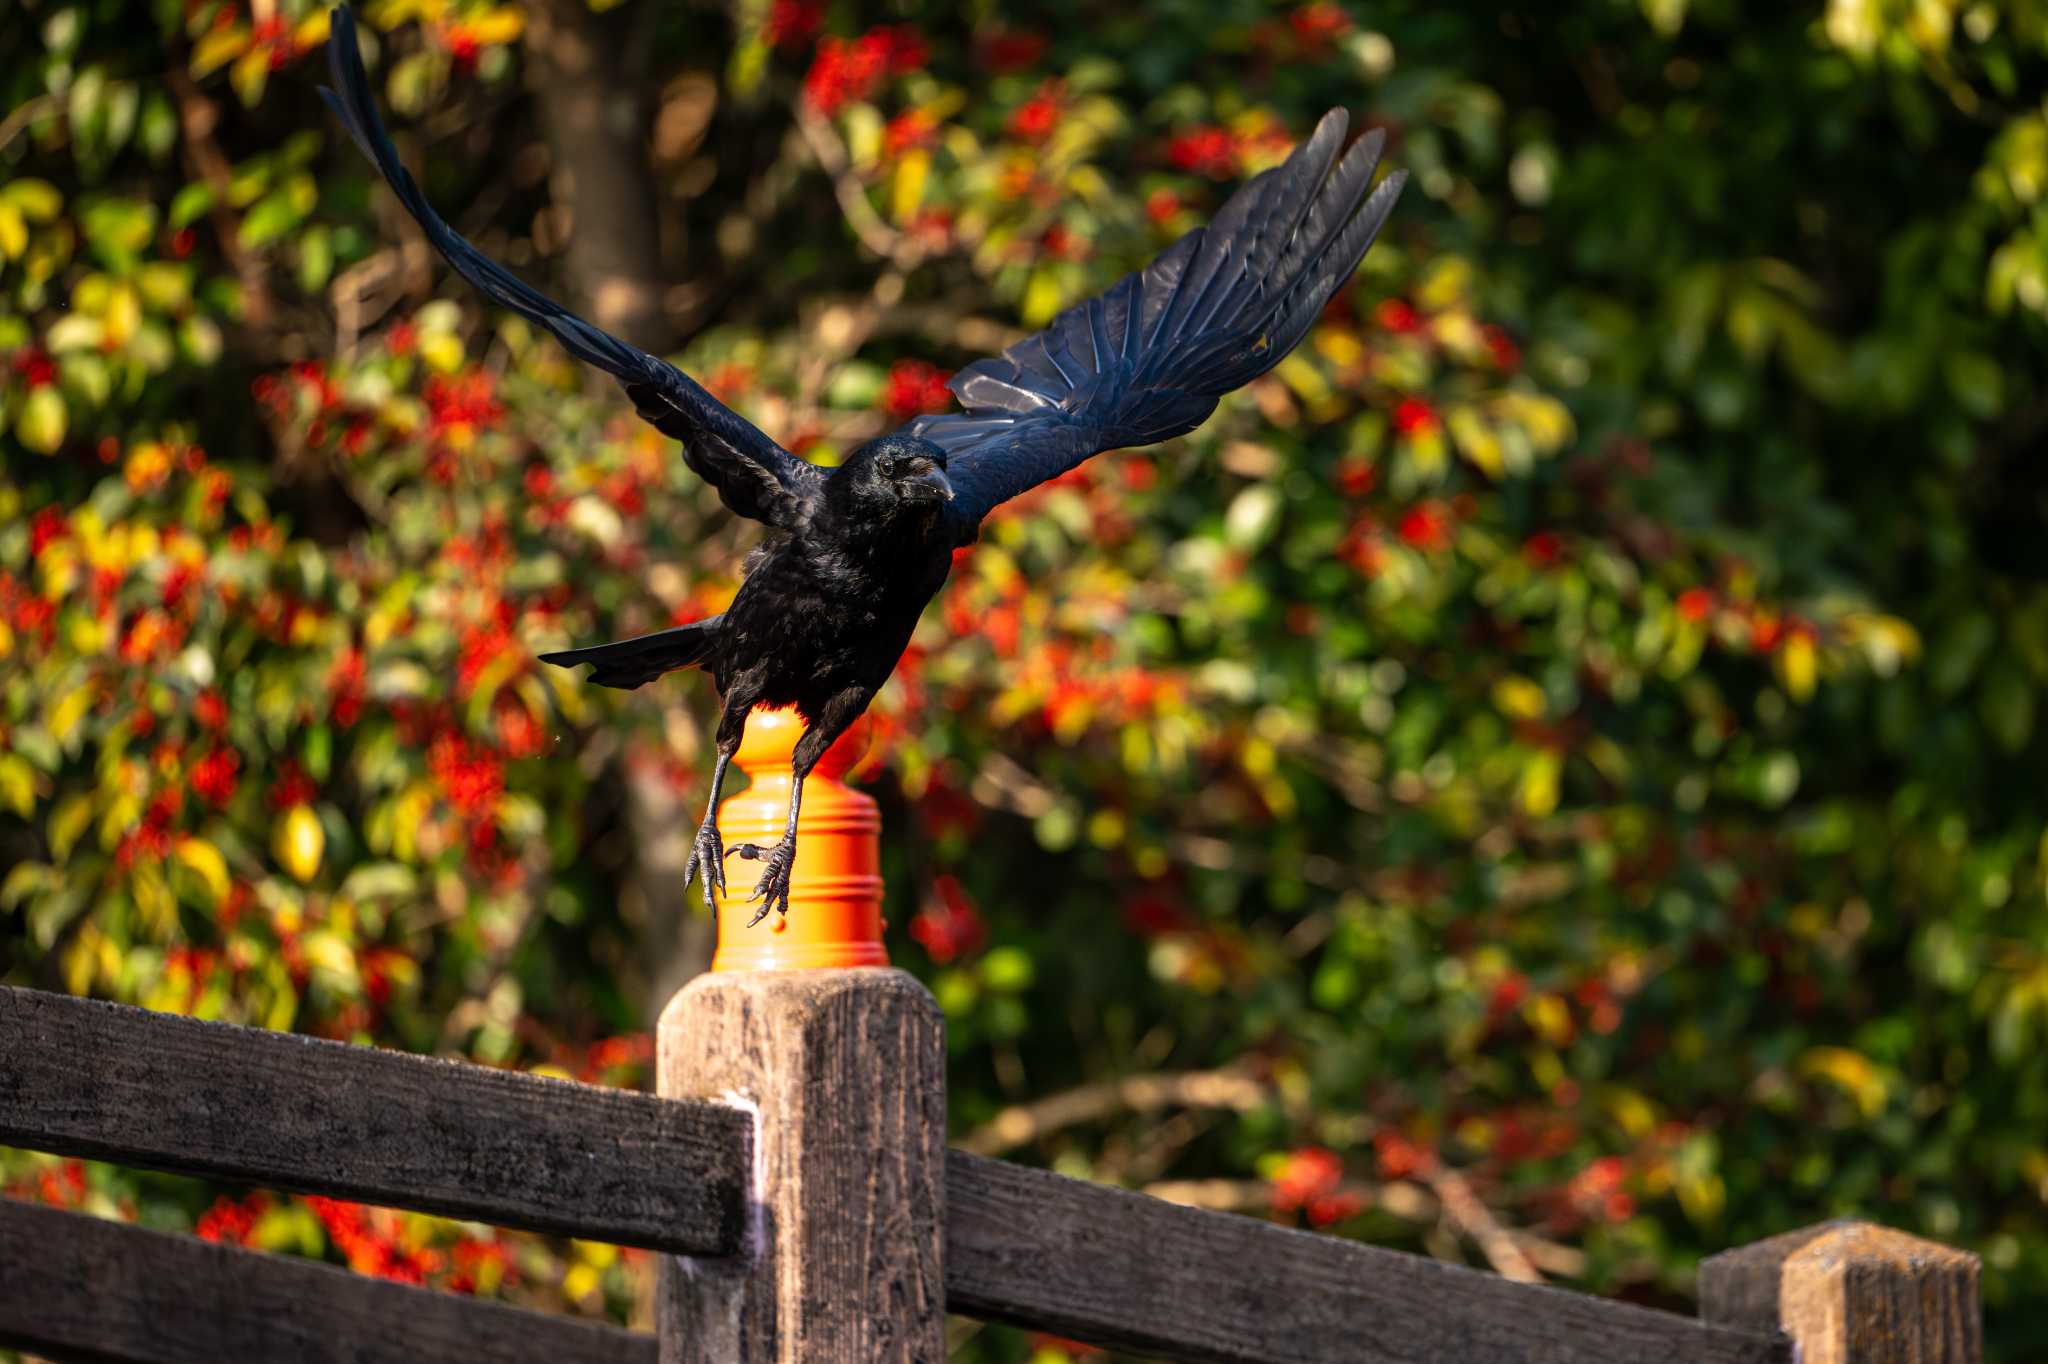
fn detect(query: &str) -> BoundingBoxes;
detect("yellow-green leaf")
[1519,747,1562,817]
[18,386,67,454]
[230,46,272,107]
[1447,405,1505,479]
[1,862,52,912]
[190,26,249,78]
[46,314,103,352]
[1,179,63,220]
[1492,675,1546,720]
[1775,631,1819,703]
[0,204,27,260]
[1020,267,1065,328]
[293,10,333,48]
[892,147,930,224]
[49,794,94,861]
[418,330,465,374]
[174,836,232,904]
[1800,1045,1890,1119]
[102,281,141,347]
[273,803,324,882]
[300,930,357,983]
[0,754,35,816]
[467,8,526,44]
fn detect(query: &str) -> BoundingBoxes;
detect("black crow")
[321,5,1406,921]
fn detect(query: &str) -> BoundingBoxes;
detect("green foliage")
[2,0,2046,1357]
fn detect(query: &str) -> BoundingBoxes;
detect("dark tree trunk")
[624,753,717,1021]
[523,0,669,352]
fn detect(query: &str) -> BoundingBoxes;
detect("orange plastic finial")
[710,705,886,972]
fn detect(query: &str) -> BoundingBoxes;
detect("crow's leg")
[680,744,736,913]
[683,693,757,914]
[727,687,870,925]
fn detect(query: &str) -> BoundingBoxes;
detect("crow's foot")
[682,821,726,912]
[725,837,795,925]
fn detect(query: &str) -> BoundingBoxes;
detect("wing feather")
[907,110,1406,533]
[320,5,824,529]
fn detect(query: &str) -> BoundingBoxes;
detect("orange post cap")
[711,705,886,972]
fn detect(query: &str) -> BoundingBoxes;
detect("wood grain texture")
[0,1195,656,1364]
[657,968,946,1364]
[1701,1220,1981,1364]
[0,985,748,1254]
[944,1151,1788,1364]
[1698,1221,1846,1340]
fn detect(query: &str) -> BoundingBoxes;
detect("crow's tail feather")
[539,615,724,690]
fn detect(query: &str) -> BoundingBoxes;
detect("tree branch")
[1141,1176,1587,1280]
[793,102,925,271]
[166,67,273,331]
[958,1065,1269,1157]
[1422,1165,1545,1283]
[0,95,57,157]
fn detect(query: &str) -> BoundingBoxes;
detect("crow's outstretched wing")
[320,6,824,529]
[908,110,1405,535]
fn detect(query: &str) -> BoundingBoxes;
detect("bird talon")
[686,822,726,911]
[738,840,795,925]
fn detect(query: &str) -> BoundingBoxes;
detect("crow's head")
[834,435,955,520]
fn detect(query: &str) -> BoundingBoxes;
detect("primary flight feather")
[321,5,1406,920]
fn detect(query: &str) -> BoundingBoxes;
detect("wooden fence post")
[1700,1220,1982,1363]
[655,968,947,1363]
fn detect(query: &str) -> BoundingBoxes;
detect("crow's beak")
[913,467,956,503]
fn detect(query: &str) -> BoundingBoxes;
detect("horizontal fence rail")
[0,986,749,1255]
[944,1152,1787,1364]
[0,1197,652,1364]
[0,986,1798,1364]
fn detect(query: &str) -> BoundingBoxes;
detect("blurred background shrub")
[1,0,2045,1357]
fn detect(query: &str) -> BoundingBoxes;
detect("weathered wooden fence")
[0,975,1981,1363]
